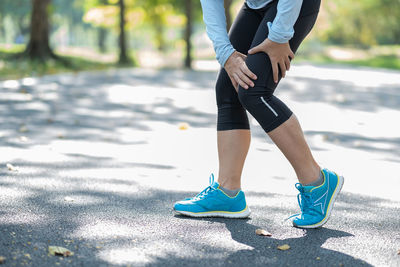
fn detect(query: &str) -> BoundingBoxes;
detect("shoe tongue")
[302,185,314,193]
[211,181,220,190]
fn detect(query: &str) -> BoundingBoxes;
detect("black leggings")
[216,0,320,132]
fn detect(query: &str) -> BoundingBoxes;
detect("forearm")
[267,0,303,43]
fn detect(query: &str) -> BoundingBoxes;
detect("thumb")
[248,45,261,55]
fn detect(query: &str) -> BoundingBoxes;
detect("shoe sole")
[174,206,251,219]
[293,175,344,229]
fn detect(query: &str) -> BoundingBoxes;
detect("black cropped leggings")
[216,0,320,132]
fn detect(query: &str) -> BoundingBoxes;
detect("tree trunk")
[184,0,193,69]
[98,0,108,53]
[224,0,233,32]
[0,19,5,43]
[25,0,53,60]
[118,0,129,64]
[155,17,165,52]
[98,27,107,53]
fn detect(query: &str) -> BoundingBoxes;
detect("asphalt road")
[0,64,399,266]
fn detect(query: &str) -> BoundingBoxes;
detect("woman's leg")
[268,115,320,184]
[238,0,322,184]
[217,130,251,190]
[215,4,263,189]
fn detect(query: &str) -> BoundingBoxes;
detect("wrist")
[222,49,236,68]
[224,50,237,68]
[266,38,288,47]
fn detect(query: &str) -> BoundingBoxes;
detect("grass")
[295,44,400,70]
[344,55,400,69]
[295,53,400,70]
[1,44,399,81]
[0,45,116,81]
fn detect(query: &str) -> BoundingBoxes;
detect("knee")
[238,86,274,111]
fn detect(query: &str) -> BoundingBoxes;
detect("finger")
[279,60,286,78]
[238,78,250,90]
[238,71,254,88]
[234,73,249,90]
[289,51,295,60]
[271,62,279,83]
[240,64,257,82]
[285,57,291,71]
[248,45,261,55]
[232,79,238,90]
[229,74,238,89]
[233,73,246,89]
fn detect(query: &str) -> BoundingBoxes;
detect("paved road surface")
[0,64,399,266]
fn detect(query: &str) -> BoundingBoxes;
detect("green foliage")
[0,45,110,80]
[322,0,400,46]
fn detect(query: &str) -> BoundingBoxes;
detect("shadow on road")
[1,171,398,266]
[1,68,399,266]
[163,216,370,267]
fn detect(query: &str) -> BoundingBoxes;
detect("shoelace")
[285,183,313,221]
[193,174,217,200]
[296,183,313,214]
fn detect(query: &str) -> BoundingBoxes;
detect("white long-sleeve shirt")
[200,0,303,66]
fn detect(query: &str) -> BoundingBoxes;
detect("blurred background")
[0,0,399,80]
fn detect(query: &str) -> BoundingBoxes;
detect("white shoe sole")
[294,175,344,229]
[174,206,251,219]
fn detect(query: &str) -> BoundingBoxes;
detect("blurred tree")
[83,0,117,51]
[136,0,177,52]
[118,0,129,64]
[98,0,109,52]
[53,0,91,47]
[184,0,193,68]
[173,0,202,69]
[84,0,134,64]
[0,0,30,42]
[25,0,54,60]
[321,0,400,46]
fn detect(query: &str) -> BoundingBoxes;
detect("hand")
[248,38,294,83]
[224,51,257,92]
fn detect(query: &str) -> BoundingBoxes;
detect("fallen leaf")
[19,125,28,133]
[6,163,18,171]
[0,256,5,264]
[255,229,272,237]
[277,244,290,251]
[48,246,74,257]
[398,249,400,255]
[178,122,189,130]
[57,134,65,139]
[24,254,31,259]
[64,197,74,202]
[316,257,321,260]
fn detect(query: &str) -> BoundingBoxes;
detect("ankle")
[298,165,321,185]
[219,183,241,191]
[218,177,241,190]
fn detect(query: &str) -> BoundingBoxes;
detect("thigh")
[243,0,321,93]
[215,4,262,107]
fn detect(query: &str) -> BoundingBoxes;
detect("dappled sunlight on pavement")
[0,65,399,266]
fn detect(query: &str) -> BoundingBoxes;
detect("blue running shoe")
[291,168,344,228]
[173,174,251,218]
